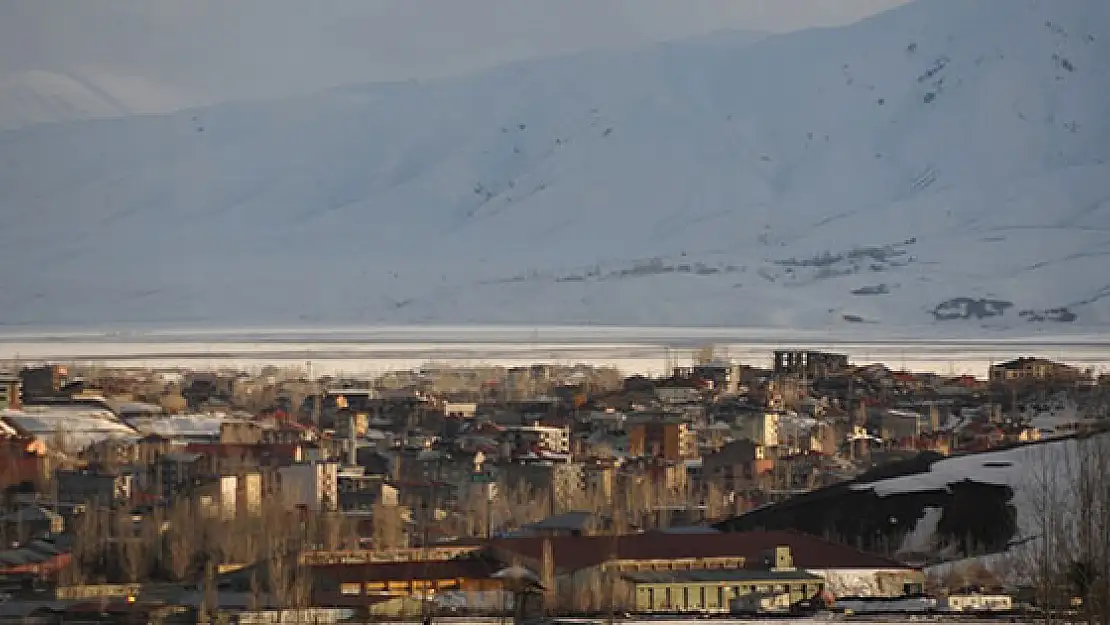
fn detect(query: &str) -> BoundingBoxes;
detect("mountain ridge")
[1,0,1107,330]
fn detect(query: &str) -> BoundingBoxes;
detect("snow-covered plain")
[1,0,1108,331]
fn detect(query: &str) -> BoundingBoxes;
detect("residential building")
[773,351,849,379]
[18,365,68,401]
[989,357,1082,383]
[504,424,570,455]
[744,412,780,448]
[55,468,132,505]
[278,461,339,511]
[628,420,696,461]
[0,374,20,409]
[703,440,774,490]
[0,506,64,542]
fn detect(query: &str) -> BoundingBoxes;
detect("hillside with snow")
[0,0,1107,330]
[717,433,1109,568]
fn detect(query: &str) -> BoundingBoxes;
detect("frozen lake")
[0,325,1108,377]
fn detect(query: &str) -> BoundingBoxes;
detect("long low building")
[291,530,923,615]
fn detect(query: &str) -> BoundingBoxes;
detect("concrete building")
[989,357,1082,383]
[278,461,339,511]
[504,424,571,455]
[0,374,20,409]
[628,420,697,461]
[773,351,849,379]
[745,412,780,448]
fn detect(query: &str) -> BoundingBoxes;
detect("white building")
[278,462,339,512]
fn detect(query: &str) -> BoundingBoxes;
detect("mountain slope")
[1,0,1108,329]
[716,434,1105,568]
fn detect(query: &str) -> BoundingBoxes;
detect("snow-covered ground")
[1,0,1107,330]
[853,434,1105,552]
[1,330,1108,378]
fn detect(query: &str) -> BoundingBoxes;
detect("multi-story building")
[772,351,849,379]
[503,424,570,455]
[18,365,68,401]
[744,413,779,448]
[0,375,20,409]
[55,468,132,505]
[989,357,1082,383]
[278,461,339,512]
[628,420,697,462]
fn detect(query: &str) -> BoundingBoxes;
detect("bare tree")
[1020,435,1110,623]
[166,500,197,581]
[371,502,406,550]
[116,513,145,583]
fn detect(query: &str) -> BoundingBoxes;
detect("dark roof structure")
[486,530,909,573]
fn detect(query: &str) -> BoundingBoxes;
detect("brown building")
[0,374,20,409]
[989,357,1082,383]
[773,351,849,379]
[702,440,774,490]
[628,420,695,461]
[309,558,506,608]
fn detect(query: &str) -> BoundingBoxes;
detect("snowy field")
[0,0,1107,330]
[0,326,1109,377]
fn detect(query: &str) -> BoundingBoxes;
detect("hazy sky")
[0,0,910,112]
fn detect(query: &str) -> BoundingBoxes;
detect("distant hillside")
[714,435,1096,563]
[1,0,1108,329]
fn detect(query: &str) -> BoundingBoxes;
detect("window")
[340,583,361,595]
[718,586,725,607]
[683,587,690,609]
[699,586,706,607]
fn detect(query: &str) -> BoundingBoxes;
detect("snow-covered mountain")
[0,70,189,131]
[1,0,1108,330]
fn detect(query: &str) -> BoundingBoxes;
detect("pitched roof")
[486,530,909,573]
